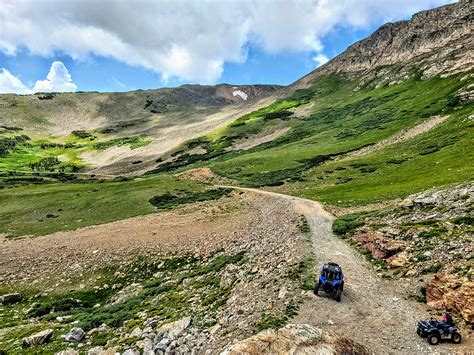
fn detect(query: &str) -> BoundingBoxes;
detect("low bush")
[72,130,95,139]
[262,110,293,121]
[149,188,232,210]
[452,215,474,226]
[332,214,366,236]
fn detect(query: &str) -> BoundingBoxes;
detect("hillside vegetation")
[147,72,473,205]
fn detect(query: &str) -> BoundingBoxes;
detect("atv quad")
[313,262,344,302]
[417,320,462,345]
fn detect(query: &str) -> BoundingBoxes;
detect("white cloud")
[0,69,32,94]
[0,61,76,94]
[0,0,455,84]
[313,54,329,68]
[33,61,77,93]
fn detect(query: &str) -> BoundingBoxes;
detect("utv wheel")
[313,282,320,296]
[451,332,462,344]
[416,328,422,337]
[335,289,342,302]
[427,333,440,345]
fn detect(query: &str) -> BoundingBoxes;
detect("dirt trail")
[222,186,473,354]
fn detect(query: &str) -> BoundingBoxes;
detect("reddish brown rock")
[387,251,410,268]
[352,229,406,260]
[426,273,473,323]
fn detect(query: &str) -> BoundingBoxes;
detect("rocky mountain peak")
[297,0,473,87]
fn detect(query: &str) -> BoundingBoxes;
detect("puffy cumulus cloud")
[0,68,32,94]
[0,0,454,83]
[33,61,77,93]
[0,61,76,94]
[313,54,329,67]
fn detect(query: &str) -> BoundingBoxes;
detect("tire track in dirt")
[220,186,473,354]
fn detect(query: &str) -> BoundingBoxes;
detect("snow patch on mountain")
[232,90,248,101]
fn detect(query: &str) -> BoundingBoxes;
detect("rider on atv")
[417,310,462,345]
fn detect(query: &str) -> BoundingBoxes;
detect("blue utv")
[313,262,344,302]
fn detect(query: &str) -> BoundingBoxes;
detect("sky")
[0,0,456,94]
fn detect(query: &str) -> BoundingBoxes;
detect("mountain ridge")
[295,0,473,88]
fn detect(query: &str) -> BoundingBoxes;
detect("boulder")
[0,293,22,304]
[426,273,474,323]
[23,329,54,347]
[55,349,79,355]
[64,328,85,343]
[387,251,410,268]
[353,229,406,260]
[87,346,119,355]
[157,316,192,338]
[221,324,368,354]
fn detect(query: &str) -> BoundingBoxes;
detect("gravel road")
[226,187,473,354]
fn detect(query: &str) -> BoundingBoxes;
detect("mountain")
[0,83,281,175]
[0,2,473,354]
[297,0,473,87]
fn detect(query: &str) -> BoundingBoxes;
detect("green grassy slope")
[149,73,473,205]
[0,175,208,237]
[1,72,471,238]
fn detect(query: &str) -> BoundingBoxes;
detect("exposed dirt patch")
[86,96,278,176]
[0,194,249,286]
[339,115,449,160]
[293,101,315,118]
[226,126,290,152]
[0,190,315,354]
[176,167,228,184]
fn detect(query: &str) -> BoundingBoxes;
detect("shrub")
[262,110,293,121]
[29,157,60,171]
[288,88,314,102]
[298,216,310,233]
[333,214,366,236]
[72,130,95,139]
[149,188,232,210]
[452,215,474,226]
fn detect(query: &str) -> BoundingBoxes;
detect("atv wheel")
[427,333,440,345]
[451,332,462,344]
[416,328,422,337]
[335,288,342,302]
[313,282,320,296]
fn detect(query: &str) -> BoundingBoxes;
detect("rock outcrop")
[221,324,368,354]
[426,273,474,323]
[64,327,85,343]
[296,0,473,87]
[0,293,22,304]
[352,228,407,260]
[22,329,54,347]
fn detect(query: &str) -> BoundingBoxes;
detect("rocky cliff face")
[297,0,473,87]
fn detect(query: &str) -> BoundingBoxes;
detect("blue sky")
[0,0,455,93]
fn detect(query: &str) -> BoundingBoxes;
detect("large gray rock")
[64,327,85,343]
[87,346,119,355]
[122,350,140,355]
[23,329,54,347]
[55,349,79,355]
[221,324,368,354]
[157,316,192,338]
[0,293,22,304]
